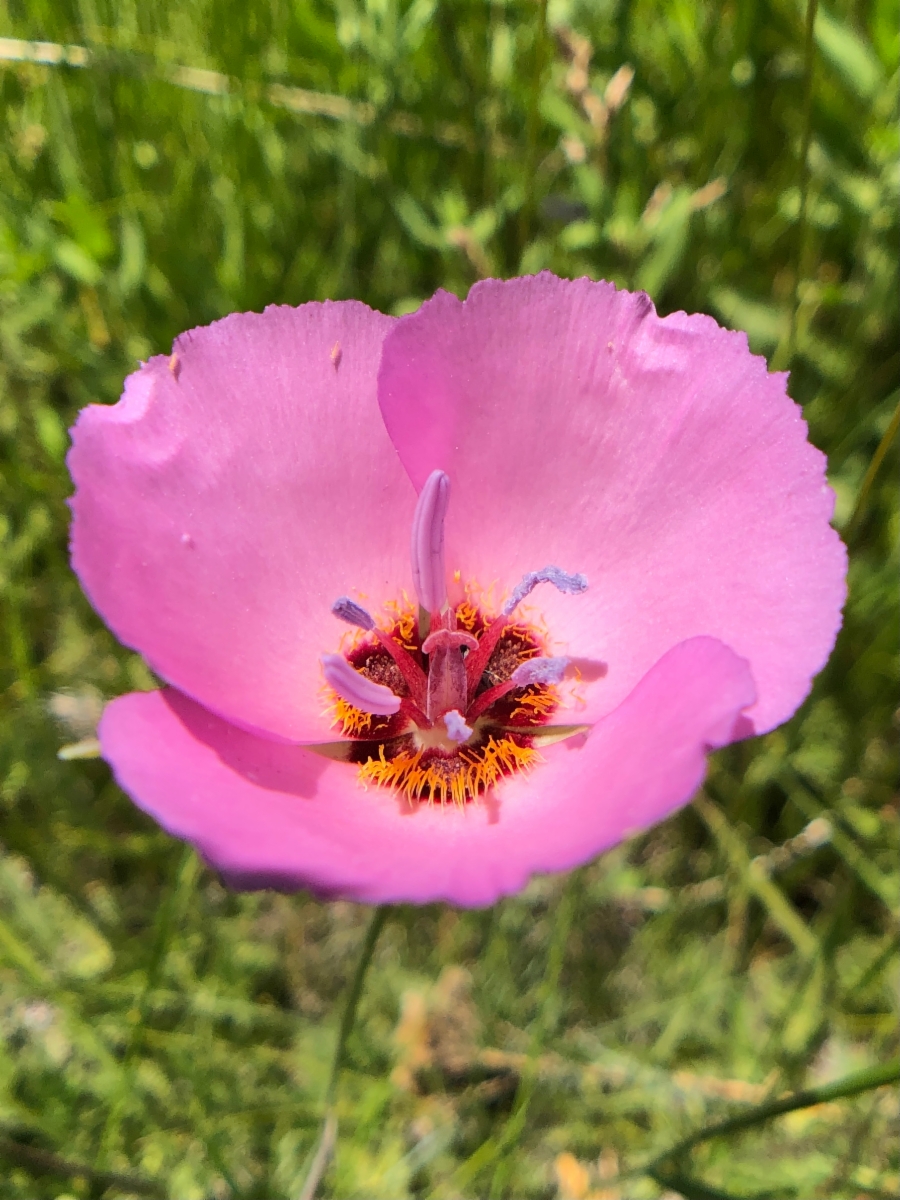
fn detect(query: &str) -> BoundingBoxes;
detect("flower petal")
[378,273,845,735]
[99,636,754,907]
[69,302,411,743]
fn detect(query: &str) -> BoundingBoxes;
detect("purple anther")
[510,656,571,686]
[331,596,375,631]
[321,654,401,716]
[502,566,588,616]
[410,469,450,614]
[443,710,473,743]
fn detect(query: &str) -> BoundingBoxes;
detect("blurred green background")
[0,1,897,1197]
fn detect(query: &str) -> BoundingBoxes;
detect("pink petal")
[99,636,755,907]
[69,302,411,744]
[378,274,846,736]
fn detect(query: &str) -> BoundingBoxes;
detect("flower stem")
[448,876,580,1196]
[489,878,578,1196]
[296,904,389,1200]
[100,846,200,1164]
[845,393,900,539]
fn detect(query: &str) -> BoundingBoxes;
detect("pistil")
[421,625,478,723]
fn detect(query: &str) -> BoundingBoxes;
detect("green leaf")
[814,6,884,101]
[52,238,102,285]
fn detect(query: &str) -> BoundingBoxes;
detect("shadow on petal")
[729,712,756,741]
[163,689,332,800]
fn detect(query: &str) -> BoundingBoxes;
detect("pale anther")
[331,596,375,631]
[444,710,473,743]
[410,469,450,614]
[510,656,571,686]
[502,566,588,616]
[321,653,400,715]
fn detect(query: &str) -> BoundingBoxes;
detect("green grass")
[0,1,898,1196]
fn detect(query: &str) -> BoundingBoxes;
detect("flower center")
[320,471,589,805]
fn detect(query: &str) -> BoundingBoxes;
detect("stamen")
[502,566,588,616]
[329,597,427,709]
[373,629,429,712]
[465,658,565,724]
[444,710,473,743]
[331,596,375,631]
[321,654,401,716]
[410,469,450,615]
[510,656,571,686]
[465,568,587,698]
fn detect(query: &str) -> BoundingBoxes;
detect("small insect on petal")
[330,341,342,370]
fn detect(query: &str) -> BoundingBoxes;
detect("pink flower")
[68,274,846,906]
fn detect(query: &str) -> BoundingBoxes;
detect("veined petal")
[69,302,410,744]
[377,273,846,735]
